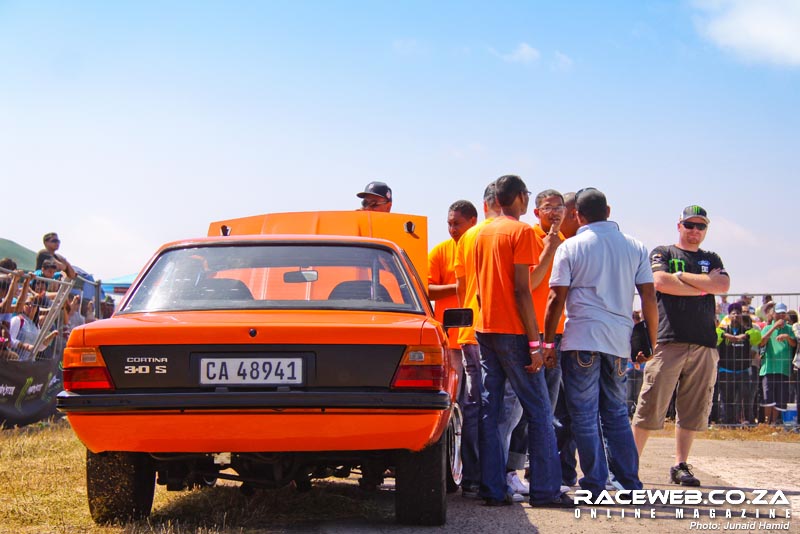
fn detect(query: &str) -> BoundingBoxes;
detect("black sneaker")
[462,483,480,499]
[670,462,701,486]
[483,495,513,507]
[530,493,575,508]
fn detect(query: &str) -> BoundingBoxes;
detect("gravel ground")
[303,436,800,534]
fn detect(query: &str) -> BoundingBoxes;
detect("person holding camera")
[542,188,657,499]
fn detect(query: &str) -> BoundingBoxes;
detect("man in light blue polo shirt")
[542,188,658,499]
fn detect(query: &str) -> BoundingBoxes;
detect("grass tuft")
[0,417,797,533]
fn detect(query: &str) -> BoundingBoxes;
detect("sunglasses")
[538,205,565,213]
[47,238,60,243]
[362,199,388,208]
[682,221,708,231]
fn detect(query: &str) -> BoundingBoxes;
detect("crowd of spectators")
[625,294,800,426]
[1,232,109,362]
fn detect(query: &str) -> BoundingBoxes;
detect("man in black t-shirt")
[632,205,730,487]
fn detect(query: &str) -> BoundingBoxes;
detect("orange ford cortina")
[58,212,470,526]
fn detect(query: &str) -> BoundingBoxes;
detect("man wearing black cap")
[633,205,730,487]
[356,181,392,212]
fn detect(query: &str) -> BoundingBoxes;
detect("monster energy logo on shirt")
[669,258,686,273]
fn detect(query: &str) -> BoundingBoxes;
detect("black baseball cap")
[356,181,392,201]
[680,205,710,223]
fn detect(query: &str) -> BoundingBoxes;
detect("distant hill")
[0,238,37,271]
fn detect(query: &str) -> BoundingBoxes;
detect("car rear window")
[120,244,422,314]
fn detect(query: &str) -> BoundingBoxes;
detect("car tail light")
[62,347,114,391]
[391,346,445,390]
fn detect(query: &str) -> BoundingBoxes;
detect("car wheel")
[86,450,155,524]
[446,404,463,493]
[395,429,447,525]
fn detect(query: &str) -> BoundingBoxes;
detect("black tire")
[446,405,463,493]
[86,450,156,524]
[395,429,447,525]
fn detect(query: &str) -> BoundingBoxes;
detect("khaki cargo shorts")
[632,342,718,432]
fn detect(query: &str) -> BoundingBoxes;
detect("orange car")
[58,212,470,526]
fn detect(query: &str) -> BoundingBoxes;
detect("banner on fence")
[0,359,62,427]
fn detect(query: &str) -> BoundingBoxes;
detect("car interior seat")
[195,278,254,300]
[328,280,392,302]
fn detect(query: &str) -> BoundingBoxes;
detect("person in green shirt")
[759,302,797,424]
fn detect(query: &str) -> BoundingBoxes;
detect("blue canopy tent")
[101,273,136,298]
[73,266,106,301]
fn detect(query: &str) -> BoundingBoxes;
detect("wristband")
[543,342,555,349]
[528,340,541,349]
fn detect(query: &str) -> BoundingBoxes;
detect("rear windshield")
[120,243,422,314]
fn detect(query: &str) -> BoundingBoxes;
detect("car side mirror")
[443,308,473,329]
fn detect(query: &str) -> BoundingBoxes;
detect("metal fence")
[1,267,104,427]
[626,293,800,427]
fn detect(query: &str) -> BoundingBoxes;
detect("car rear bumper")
[59,390,451,454]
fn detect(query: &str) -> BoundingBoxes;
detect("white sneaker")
[506,471,530,495]
[560,485,571,494]
[605,477,624,491]
[510,492,525,502]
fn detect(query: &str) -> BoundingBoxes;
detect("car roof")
[156,234,405,253]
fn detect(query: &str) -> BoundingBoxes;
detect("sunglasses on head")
[682,221,708,231]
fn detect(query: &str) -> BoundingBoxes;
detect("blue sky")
[2,1,798,294]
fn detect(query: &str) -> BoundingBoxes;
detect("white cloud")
[553,51,574,71]
[692,0,800,66]
[492,42,540,64]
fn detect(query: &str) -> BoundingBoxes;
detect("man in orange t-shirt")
[453,183,498,498]
[429,200,477,352]
[505,189,568,489]
[474,174,571,508]
[530,189,567,407]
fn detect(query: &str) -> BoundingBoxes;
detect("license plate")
[199,357,303,385]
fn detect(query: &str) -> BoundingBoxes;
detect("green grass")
[0,418,389,534]
[1,417,797,533]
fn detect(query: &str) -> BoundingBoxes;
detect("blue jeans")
[476,333,561,503]
[460,343,483,487]
[554,383,577,486]
[508,334,563,470]
[562,350,642,497]
[499,381,523,469]
[544,334,563,410]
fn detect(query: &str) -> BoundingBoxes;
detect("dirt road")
[299,436,799,534]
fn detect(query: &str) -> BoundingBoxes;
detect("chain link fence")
[626,293,800,428]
